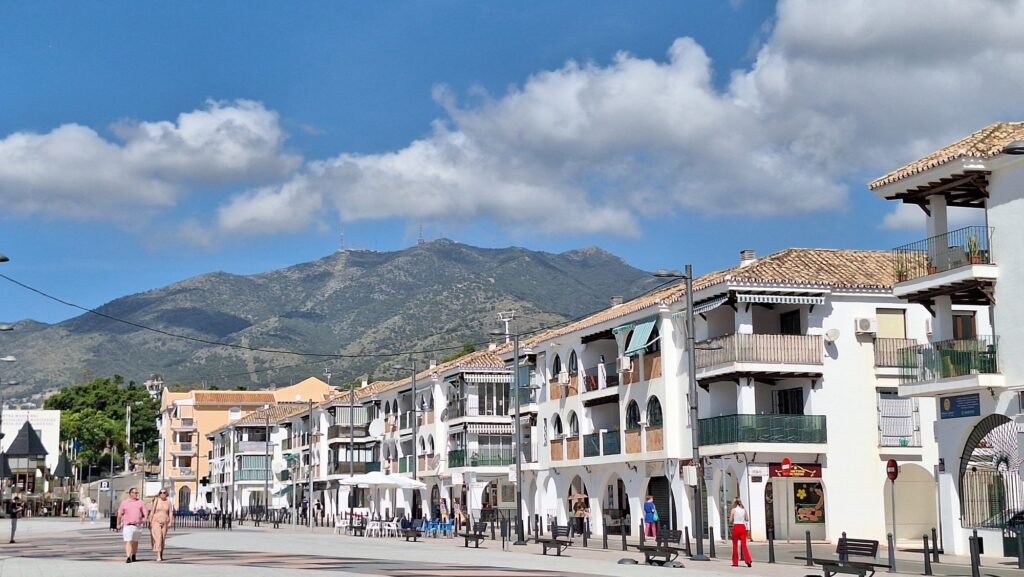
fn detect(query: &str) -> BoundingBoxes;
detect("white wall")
[1,409,61,470]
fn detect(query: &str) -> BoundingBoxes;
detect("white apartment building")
[870,122,1024,556]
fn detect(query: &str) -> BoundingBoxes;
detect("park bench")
[458,521,488,548]
[534,525,572,556]
[635,529,686,566]
[796,537,888,577]
[401,518,425,542]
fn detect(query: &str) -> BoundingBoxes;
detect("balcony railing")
[445,403,510,420]
[584,433,600,457]
[875,337,918,368]
[330,461,381,475]
[448,448,466,468]
[514,387,538,407]
[583,362,620,392]
[281,438,292,451]
[173,442,193,453]
[893,226,994,283]
[646,426,664,451]
[328,424,369,439]
[235,469,270,481]
[550,438,564,461]
[400,413,411,430]
[172,467,193,478]
[695,334,823,369]
[173,418,196,430]
[698,414,827,445]
[899,336,999,385]
[472,450,514,467]
[398,455,414,473]
[236,440,271,453]
[603,430,621,455]
[582,431,623,457]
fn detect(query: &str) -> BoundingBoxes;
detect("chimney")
[488,341,497,351]
[739,249,756,267]
[429,360,437,370]
[361,379,368,389]
[610,296,624,307]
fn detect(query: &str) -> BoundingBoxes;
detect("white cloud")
[216,0,1024,238]
[0,100,300,221]
[881,204,986,232]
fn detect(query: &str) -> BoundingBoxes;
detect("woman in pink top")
[116,488,148,563]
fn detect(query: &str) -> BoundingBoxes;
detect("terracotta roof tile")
[192,391,277,405]
[207,402,310,435]
[869,122,1024,189]
[355,349,509,400]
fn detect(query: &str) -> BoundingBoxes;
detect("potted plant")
[966,234,982,264]
[895,260,909,282]
[927,257,938,275]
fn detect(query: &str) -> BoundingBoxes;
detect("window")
[568,351,579,375]
[780,310,802,335]
[876,309,907,339]
[647,397,663,427]
[626,401,641,430]
[953,311,977,340]
[553,414,564,437]
[646,326,661,355]
[552,355,563,376]
[774,388,805,415]
[568,412,579,437]
[428,436,435,455]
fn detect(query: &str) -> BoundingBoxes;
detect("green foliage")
[442,342,476,364]
[43,375,160,473]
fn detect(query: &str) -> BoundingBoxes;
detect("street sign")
[99,480,110,492]
[780,457,792,476]
[886,459,899,481]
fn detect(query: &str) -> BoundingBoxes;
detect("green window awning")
[612,322,636,335]
[274,485,292,497]
[624,318,658,356]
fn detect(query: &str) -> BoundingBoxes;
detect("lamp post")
[490,323,529,546]
[263,404,271,521]
[307,398,315,530]
[393,360,421,518]
[654,266,720,562]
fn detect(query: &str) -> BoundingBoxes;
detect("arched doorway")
[566,475,589,534]
[958,414,1024,553]
[605,475,630,535]
[647,476,675,532]
[412,490,423,519]
[177,486,191,511]
[430,485,441,518]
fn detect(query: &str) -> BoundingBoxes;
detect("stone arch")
[958,413,1023,527]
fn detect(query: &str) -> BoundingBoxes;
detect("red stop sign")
[781,457,792,476]
[886,459,899,481]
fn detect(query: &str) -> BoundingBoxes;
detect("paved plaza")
[3,518,1024,577]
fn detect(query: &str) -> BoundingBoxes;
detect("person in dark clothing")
[9,496,24,543]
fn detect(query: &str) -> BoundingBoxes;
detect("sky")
[1,0,1022,324]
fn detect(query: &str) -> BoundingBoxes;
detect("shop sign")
[769,463,822,478]
[940,394,981,419]
[748,464,769,478]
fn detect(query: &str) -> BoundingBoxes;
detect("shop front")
[767,462,826,541]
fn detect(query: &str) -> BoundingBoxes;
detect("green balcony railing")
[471,451,514,467]
[698,414,827,445]
[602,430,621,455]
[330,461,381,475]
[583,433,600,457]
[398,455,414,473]
[898,336,999,385]
[448,449,466,468]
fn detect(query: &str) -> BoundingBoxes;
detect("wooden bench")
[534,525,572,556]
[635,529,686,566]
[457,521,489,548]
[401,519,425,542]
[796,537,888,577]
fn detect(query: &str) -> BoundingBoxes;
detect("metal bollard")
[583,518,589,548]
[806,530,814,567]
[1017,531,1023,570]
[491,517,496,540]
[932,527,940,563]
[969,536,980,577]
[602,525,608,549]
[685,526,692,557]
[840,531,848,562]
[639,521,645,545]
[887,532,896,573]
[709,526,716,558]
[923,535,932,576]
[768,529,775,564]
[622,524,628,551]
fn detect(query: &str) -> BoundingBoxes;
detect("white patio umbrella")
[339,472,425,518]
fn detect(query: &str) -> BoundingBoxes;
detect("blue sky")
[1,1,1020,323]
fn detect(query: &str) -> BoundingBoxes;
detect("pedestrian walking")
[116,488,148,563]
[729,498,752,567]
[9,496,24,543]
[150,489,173,562]
[643,495,658,539]
[77,501,87,524]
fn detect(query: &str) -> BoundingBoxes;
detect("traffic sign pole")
[887,460,899,544]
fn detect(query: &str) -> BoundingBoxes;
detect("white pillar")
[932,295,955,342]
[928,196,950,268]
[736,377,756,414]
[736,305,754,334]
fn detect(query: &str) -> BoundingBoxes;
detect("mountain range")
[1,239,659,400]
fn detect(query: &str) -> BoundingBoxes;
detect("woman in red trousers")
[729,498,752,567]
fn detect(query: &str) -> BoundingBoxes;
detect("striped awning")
[464,373,512,384]
[467,423,514,435]
[624,318,657,356]
[735,294,826,305]
[691,296,730,316]
[612,322,636,335]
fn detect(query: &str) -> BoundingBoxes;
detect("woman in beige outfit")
[150,489,174,561]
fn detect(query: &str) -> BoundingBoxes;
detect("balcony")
[625,429,641,454]
[170,467,193,478]
[875,338,918,368]
[400,413,411,431]
[897,336,1004,397]
[281,438,292,451]
[878,396,921,448]
[621,353,662,384]
[695,334,823,383]
[550,438,564,461]
[892,226,997,304]
[448,448,466,468]
[445,403,511,421]
[328,423,369,440]
[513,387,538,409]
[172,418,196,431]
[170,442,194,455]
[398,455,414,473]
[583,430,622,458]
[330,461,381,475]
[582,362,620,392]
[566,436,580,460]
[698,414,827,453]
[472,450,514,467]
[646,426,664,452]
[236,440,271,453]
[235,469,270,481]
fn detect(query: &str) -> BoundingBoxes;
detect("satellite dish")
[825,329,840,343]
[367,418,385,437]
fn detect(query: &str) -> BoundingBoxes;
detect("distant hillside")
[1,239,659,397]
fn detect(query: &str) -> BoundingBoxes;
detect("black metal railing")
[698,414,827,445]
[893,226,994,283]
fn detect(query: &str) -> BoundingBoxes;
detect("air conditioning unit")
[854,317,878,335]
[617,356,632,372]
[558,371,570,385]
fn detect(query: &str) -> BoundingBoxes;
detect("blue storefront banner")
[940,393,981,419]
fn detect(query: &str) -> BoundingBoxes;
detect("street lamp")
[489,324,531,546]
[392,360,422,518]
[653,266,721,561]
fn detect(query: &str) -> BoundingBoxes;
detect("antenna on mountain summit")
[338,226,345,252]
[417,223,425,246]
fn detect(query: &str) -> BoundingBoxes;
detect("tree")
[44,376,160,475]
